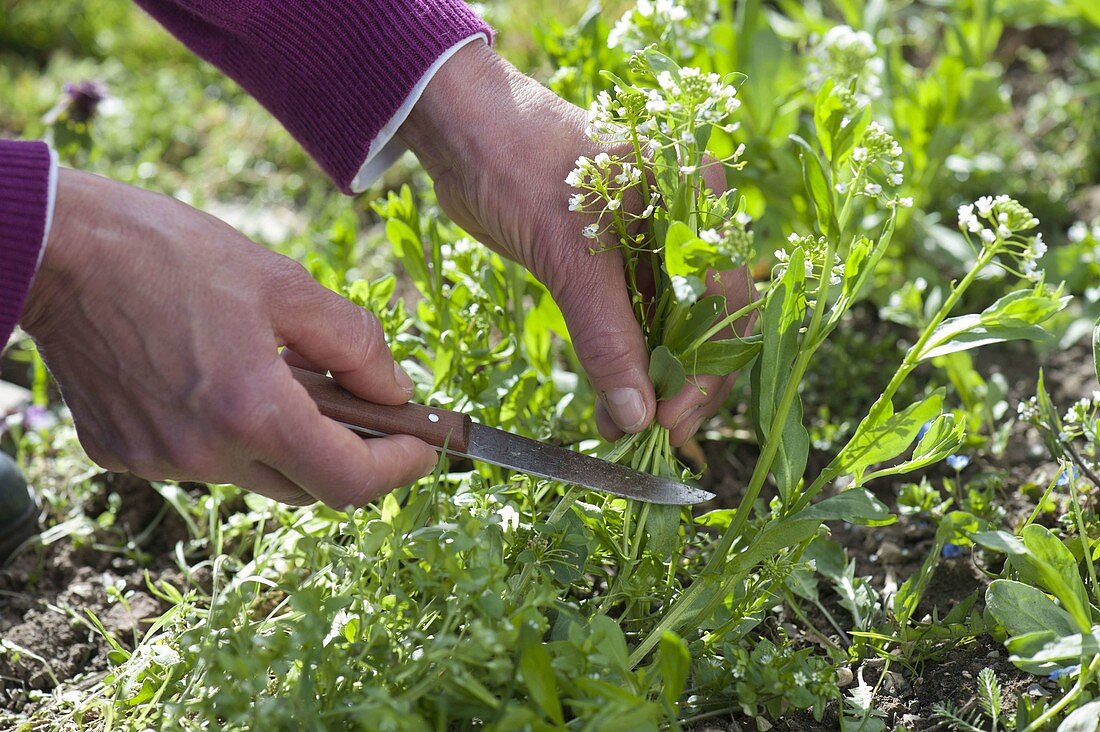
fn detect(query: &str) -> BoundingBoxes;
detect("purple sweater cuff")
[0,140,51,349]
[135,0,493,194]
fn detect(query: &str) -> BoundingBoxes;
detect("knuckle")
[341,307,386,371]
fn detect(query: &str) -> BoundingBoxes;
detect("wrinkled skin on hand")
[21,169,438,507]
[400,42,756,446]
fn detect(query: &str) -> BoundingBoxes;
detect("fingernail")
[605,388,647,432]
[393,362,415,395]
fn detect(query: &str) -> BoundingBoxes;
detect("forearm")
[0,140,57,350]
[134,0,491,193]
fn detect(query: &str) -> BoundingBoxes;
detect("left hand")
[398,42,756,445]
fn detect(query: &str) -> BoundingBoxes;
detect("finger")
[281,348,322,373]
[596,402,625,442]
[254,364,438,508]
[549,245,656,434]
[659,268,756,441]
[268,266,414,405]
[234,461,315,506]
[664,375,736,448]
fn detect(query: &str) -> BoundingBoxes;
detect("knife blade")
[290,366,714,505]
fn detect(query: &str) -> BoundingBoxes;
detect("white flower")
[1068,221,1088,242]
[734,212,752,225]
[699,228,721,244]
[888,173,904,186]
[607,199,621,211]
[565,170,582,187]
[852,147,867,162]
[568,193,584,211]
[997,224,1012,238]
[898,197,914,208]
[594,153,611,168]
[975,195,995,216]
[979,228,997,244]
[787,232,800,243]
[679,165,697,175]
[582,224,599,239]
[835,182,847,194]
[1032,232,1047,258]
[864,183,882,196]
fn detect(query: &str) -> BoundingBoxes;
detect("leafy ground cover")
[2,0,1100,730]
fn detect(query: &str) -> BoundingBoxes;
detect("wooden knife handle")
[290,366,471,453]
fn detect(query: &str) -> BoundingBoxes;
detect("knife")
[290,367,714,505]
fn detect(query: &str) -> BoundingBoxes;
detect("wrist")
[22,168,94,337]
[398,42,537,179]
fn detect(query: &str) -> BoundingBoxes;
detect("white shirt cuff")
[36,146,59,272]
[350,34,488,193]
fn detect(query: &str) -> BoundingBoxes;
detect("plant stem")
[1022,654,1100,732]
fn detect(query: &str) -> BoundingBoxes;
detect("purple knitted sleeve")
[134,0,493,193]
[0,140,52,349]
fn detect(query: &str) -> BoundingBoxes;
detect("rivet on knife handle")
[290,366,471,453]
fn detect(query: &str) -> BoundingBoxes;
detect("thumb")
[269,266,415,405]
[549,247,656,435]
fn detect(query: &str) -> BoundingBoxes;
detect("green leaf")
[648,346,687,400]
[986,579,1079,639]
[971,531,1026,555]
[836,391,946,481]
[864,413,966,482]
[646,503,681,559]
[979,290,1069,329]
[797,489,894,525]
[657,632,691,706]
[686,336,762,375]
[665,296,724,354]
[518,642,564,725]
[1016,525,1093,633]
[1093,319,1099,387]
[789,134,839,240]
[663,221,713,278]
[918,291,1068,361]
[752,247,808,500]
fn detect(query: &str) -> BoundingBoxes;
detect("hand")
[399,43,756,446]
[21,169,437,507]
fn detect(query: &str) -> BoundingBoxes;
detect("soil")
[0,474,193,717]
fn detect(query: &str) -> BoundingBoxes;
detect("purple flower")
[44,79,109,125]
[946,454,970,471]
[916,420,932,441]
[941,543,964,559]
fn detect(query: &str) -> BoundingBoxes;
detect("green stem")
[1022,655,1100,732]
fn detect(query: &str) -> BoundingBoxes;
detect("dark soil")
[0,474,192,716]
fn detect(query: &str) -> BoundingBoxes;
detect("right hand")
[20,169,438,508]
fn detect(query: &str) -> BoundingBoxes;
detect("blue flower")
[946,454,970,471]
[916,420,932,441]
[1049,665,1079,681]
[941,543,964,558]
[1056,467,1080,487]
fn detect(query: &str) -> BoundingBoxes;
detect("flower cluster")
[700,210,755,267]
[840,121,911,208]
[608,0,717,57]
[567,152,653,242]
[1062,393,1100,444]
[807,25,884,110]
[957,195,1046,281]
[585,64,742,148]
[775,233,844,285]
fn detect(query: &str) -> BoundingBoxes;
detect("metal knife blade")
[337,420,714,506]
[291,366,714,505]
